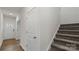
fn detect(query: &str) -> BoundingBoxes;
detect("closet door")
[25,8,40,51]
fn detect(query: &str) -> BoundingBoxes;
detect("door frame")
[0,11,19,40]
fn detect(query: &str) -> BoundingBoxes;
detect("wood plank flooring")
[0,38,24,51]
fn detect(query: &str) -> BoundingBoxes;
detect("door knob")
[33,36,37,39]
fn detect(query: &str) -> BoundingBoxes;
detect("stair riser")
[58,31,79,35]
[59,27,79,30]
[50,45,66,51]
[54,40,79,50]
[56,35,79,41]
[60,26,79,28]
[61,23,79,27]
[54,40,71,47]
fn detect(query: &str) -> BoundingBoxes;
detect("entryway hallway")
[0,7,79,51]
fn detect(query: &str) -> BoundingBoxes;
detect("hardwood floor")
[0,38,24,51]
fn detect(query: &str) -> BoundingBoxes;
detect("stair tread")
[60,26,79,28]
[61,23,79,26]
[52,43,77,51]
[57,33,79,37]
[59,30,79,32]
[55,38,79,45]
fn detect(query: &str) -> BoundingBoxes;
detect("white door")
[27,33,40,51]
[3,15,16,39]
[24,8,40,51]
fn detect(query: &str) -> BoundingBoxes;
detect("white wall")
[60,7,79,24]
[20,7,60,51]
[20,7,40,51]
[0,10,2,40]
[20,8,28,50]
[40,7,60,51]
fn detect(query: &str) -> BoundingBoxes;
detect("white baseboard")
[20,42,27,51]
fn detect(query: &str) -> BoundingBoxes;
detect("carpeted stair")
[49,23,79,51]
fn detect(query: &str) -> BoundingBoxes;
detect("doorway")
[3,14,16,39]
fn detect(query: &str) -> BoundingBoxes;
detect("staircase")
[49,23,79,51]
